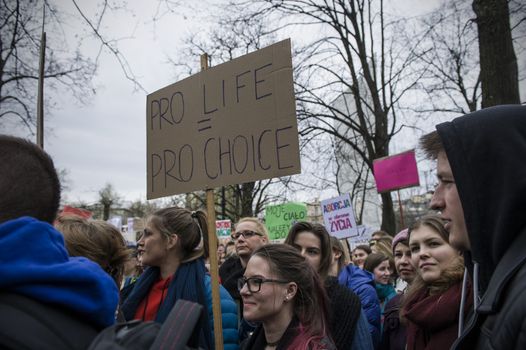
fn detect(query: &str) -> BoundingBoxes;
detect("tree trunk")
[103,204,110,221]
[473,0,520,107]
[380,192,396,235]
[240,182,255,218]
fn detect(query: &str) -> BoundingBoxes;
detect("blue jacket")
[339,265,381,348]
[204,275,239,350]
[352,310,375,350]
[0,217,119,328]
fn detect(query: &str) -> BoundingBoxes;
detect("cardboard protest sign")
[265,202,307,240]
[146,39,301,199]
[216,219,232,237]
[373,150,419,193]
[321,193,359,240]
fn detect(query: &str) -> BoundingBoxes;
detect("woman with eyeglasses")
[285,222,373,349]
[120,207,239,350]
[400,215,472,350]
[219,217,269,341]
[239,244,336,350]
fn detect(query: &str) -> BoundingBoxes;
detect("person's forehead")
[436,151,454,175]
[236,221,258,231]
[245,255,271,276]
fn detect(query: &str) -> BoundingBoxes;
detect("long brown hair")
[252,244,331,349]
[401,215,464,321]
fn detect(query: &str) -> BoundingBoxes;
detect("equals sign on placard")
[197,118,212,132]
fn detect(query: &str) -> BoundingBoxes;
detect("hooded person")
[419,105,526,349]
[0,135,119,350]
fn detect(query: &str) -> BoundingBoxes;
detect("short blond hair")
[235,217,269,238]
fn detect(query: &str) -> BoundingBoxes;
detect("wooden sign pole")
[201,53,224,350]
[397,190,405,228]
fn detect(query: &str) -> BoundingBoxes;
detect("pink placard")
[373,150,420,193]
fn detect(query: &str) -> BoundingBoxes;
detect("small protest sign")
[146,39,301,199]
[60,205,93,219]
[373,150,419,193]
[216,219,232,238]
[265,202,307,240]
[108,216,122,231]
[321,194,359,240]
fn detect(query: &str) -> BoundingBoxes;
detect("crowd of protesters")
[1,104,525,349]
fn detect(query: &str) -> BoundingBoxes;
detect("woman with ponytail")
[121,207,239,350]
[240,244,336,350]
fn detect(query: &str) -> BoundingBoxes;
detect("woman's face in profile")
[137,223,169,267]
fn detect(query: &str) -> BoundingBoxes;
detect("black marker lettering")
[276,126,294,169]
[232,135,249,174]
[254,63,273,100]
[219,137,233,175]
[203,84,218,115]
[170,91,184,124]
[258,129,272,170]
[236,70,251,103]
[204,138,218,179]
[178,144,194,182]
[151,153,162,192]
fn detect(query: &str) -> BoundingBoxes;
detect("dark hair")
[284,221,332,279]
[354,244,372,255]
[55,215,130,287]
[330,236,346,274]
[147,207,207,263]
[420,130,444,160]
[0,135,61,224]
[252,244,330,349]
[363,253,390,274]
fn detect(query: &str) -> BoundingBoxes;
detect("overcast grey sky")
[10,0,519,206]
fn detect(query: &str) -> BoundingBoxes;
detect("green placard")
[265,202,307,240]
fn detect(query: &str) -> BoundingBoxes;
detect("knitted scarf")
[403,281,472,350]
[376,283,397,303]
[121,258,212,349]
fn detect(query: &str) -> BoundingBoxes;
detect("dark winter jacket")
[434,105,526,350]
[219,256,244,302]
[338,264,381,348]
[0,217,119,349]
[380,293,406,350]
[325,276,362,349]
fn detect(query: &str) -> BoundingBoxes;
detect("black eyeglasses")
[237,277,289,293]
[230,230,263,240]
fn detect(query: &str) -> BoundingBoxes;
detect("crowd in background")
[1,104,526,349]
